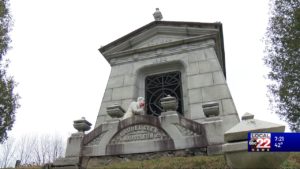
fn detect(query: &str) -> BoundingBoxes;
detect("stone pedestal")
[65,133,84,157]
[223,113,289,169]
[52,118,91,169]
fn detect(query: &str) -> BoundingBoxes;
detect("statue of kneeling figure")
[122,97,145,120]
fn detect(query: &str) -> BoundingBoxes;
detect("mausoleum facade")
[54,19,241,168]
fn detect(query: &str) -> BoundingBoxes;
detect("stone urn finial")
[73,117,92,133]
[241,112,254,121]
[160,95,178,112]
[153,8,163,21]
[202,102,219,117]
[106,104,125,118]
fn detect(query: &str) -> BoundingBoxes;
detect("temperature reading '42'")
[274,142,283,148]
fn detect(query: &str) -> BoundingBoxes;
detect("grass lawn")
[9,152,300,169]
[89,152,300,169]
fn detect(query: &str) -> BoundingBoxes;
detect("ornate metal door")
[145,71,183,116]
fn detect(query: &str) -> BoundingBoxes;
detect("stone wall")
[95,38,239,133]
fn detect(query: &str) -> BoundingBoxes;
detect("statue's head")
[137,97,145,107]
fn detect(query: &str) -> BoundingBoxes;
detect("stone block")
[223,141,289,169]
[189,103,205,119]
[213,71,226,85]
[207,144,223,155]
[201,119,224,145]
[186,62,199,75]
[187,50,206,63]
[53,157,80,166]
[124,74,136,86]
[110,63,134,77]
[112,86,136,100]
[182,96,189,117]
[106,76,124,89]
[94,114,106,127]
[220,114,240,133]
[201,84,231,102]
[199,59,221,73]
[102,89,112,102]
[188,88,202,104]
[121,99,133,113]
[160,111,180,124]
[187,73,213,89]
[221,99,237,115]
[204,47,218,60]
[65,133,84,157]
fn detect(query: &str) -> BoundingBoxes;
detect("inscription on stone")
[110,124,170,144]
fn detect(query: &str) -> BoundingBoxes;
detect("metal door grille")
[145,71,183,116]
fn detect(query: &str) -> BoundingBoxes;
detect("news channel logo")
[248,133,271,152]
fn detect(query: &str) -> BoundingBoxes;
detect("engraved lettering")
[110,124,170,144]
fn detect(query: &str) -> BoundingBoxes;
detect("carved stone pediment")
[99,21,224,65]
[131,34,188,49]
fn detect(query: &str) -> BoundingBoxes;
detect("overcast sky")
[5,0,289,140]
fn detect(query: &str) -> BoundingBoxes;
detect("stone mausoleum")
[54,10,241,168]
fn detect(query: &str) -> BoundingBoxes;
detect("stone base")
[207,144,223,155]
[84,148,207,169]
[223,141,289,169]
[51,157,81,169]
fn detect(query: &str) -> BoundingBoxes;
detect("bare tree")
[0,133,66,167]
[49,134,65,162]
[0,137,16,168]
[15,135,36,165]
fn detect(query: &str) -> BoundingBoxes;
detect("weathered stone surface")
[53,157,80,166]
[106,76,124,89]
[187,62,199,75]
[73,122,91,134]
[102,89,112,101]
[65,132,84,158]
[207,144,223,155]
[189,103,205,119]
[201,118,224,145]
[111,86,136,100]
[198,59,221,73]
[213,71,226,84]
[124,74,136,86]
[110,64,134,77]
[219,114,240,133]
[187,50,206,63]
[85,149,206,168]
[187,73,213,89]
[221,99,237,115]
[202,102,219,117]
[201,85,231,102]
[106,104,125,118]
[204,47,218,60]
[223,141,289,169]
[224,113,285,142]
[188,88,202,104]
[160,95,178,112]
[77,21,240,163]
